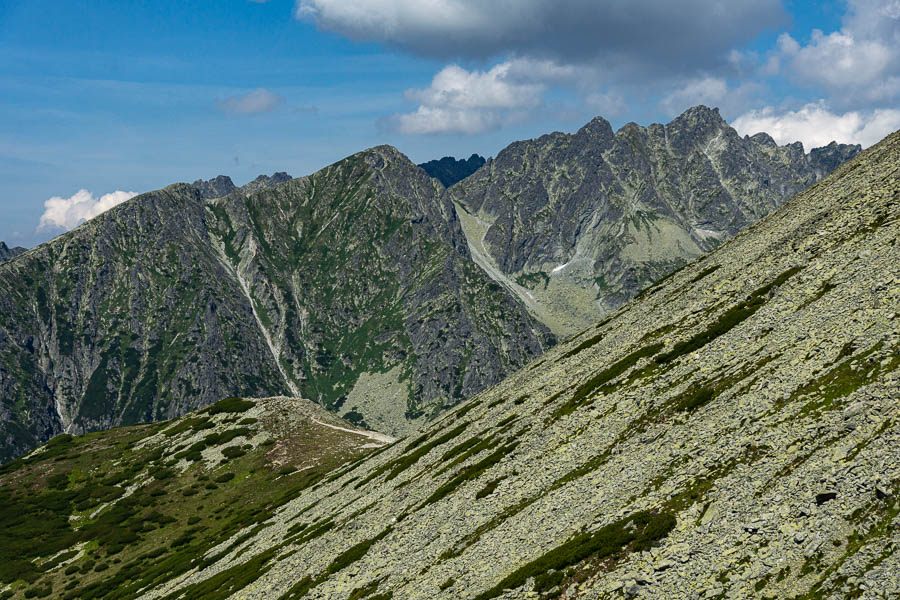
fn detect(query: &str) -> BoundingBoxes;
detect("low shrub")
[206,398,254,415]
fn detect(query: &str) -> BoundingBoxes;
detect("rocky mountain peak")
[447,106,862,337]
[749,131,777,147]
[664,104,729,150]
[809,140,863,174]
[419,154,487,187]
[239,171,293,195]
[191,174,237,199]
[0,241,26,263]
[574,115,615,148]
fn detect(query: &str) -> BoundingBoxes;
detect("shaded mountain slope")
[448,106,860,336]
[41,128,896,600]
[419,154,486,187]
[0,146,553,462]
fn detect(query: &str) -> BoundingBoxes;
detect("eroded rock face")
[0,146,553,462]
[125,129,895,600]
[448,106,860,336]
[0,242,25,263]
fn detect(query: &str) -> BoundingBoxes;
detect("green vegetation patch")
[163,417,213,437]
[205,397,255,415]
[673,386,716,413]
[159,547,278,600]
[173,427,253,462]
[689,264,721,284]
[356,422,468,488]
[325,526,393,575]
[551,343,664,420]
[655,266,802,365]
[424,441,519,507]
[792,343,898,416]
[515,271,550,290]
[473,510,676,600]
[476,476,507,500]
[559,331,607,361]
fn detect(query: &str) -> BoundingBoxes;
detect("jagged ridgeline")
[0,146,553,462]
[418,154,486,187]
[0,241,26,263]
[448,106,860,336]
[2,130,895,599]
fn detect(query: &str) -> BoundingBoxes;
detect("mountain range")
[0,107,860,463]
[0,125,895,600]
[448,106,859,335]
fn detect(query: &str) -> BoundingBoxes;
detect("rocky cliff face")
[448,106,860,336]
[0,242,25,263]
[191,171,293,199]
[0,147,552,462]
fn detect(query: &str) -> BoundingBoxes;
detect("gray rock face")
[0,242,25,263]
[191,174,238,199]
[191,172,293,200]
[238,171,292,195]
[0,147,552,462]
[447,106,860,336]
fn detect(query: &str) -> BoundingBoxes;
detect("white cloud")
[296,0,785,71]
[659,77,765,119]
[584,91,626,118]
[774,1,900,105]
[780,30,893,88]
[660,77,728,116]
[387,62,546,134]
[387,106,502,135]
[732,101,900,148]
[38,190,138,232]
[217,88,283,115]
[405,64,543,110]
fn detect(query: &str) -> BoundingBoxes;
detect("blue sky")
[1,0,898,247]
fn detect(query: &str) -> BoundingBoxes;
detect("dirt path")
[310,417,395,445]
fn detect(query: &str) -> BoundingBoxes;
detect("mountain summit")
[0,241,25,263]
[448,105,860,335]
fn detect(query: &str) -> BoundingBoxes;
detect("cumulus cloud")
[38,190,138,232]
[732,101,900,148]
[385,61,546,134]
[295,0,785,71]
[584,91,626,118]
[217,88,283,115]
[774,1,900,105]
[659,77,765,118]
[660,77,728,116]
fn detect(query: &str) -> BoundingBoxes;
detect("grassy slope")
[0,397,383,600]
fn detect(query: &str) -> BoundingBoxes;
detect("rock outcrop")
[0,242,25,263]
[419,154,486,187]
